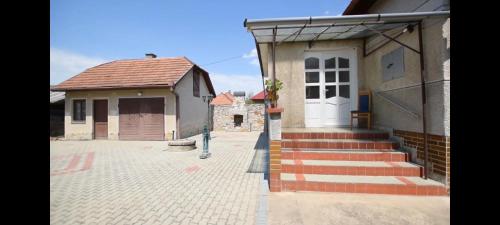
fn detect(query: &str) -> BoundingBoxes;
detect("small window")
[305,72,319,83]
[72,99,86,122]
[339,57,349,68]
[193,71,200,97]
[325,57,336,69]
[339,85,350,98]
[234,115,243,127]
[326,85,336,98]
[305,57,319,69]
[339,71,350,82]
[325,71,336,83]
[306,86,320,99]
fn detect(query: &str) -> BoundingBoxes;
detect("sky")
[50,0,351,95]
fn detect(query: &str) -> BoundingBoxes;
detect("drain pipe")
[417,21,429,179]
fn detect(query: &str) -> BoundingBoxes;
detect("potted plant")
[265,79,283,108]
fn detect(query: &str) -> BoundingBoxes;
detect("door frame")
[304,47,358,127]
[92,98,109,139]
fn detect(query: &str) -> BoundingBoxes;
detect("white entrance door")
[305,49,357,127]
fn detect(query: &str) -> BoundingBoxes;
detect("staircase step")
[281,150,408,161]
[281,139,399,150]
[282,132,389,140]
[280,173,447,196]
[281,159,422,176]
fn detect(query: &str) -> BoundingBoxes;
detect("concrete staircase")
[279,130,447,196]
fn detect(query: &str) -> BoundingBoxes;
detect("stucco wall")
[175,68,212,138]
[363,17,449,136]
[267,39,365,128]
[64,88,176,140]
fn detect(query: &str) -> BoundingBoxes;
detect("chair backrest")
[358,90,371,112]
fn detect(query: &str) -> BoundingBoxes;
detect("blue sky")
[50,0,351,95]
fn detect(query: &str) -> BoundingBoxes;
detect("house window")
[193,71,200,97]
[72,99,86,122]
[234,115,243,127]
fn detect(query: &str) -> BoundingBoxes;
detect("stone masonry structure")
[211,91,265,132]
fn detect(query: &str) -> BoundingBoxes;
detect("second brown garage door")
[119,98,165,140]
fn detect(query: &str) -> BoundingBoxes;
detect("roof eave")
[51,84,173,92]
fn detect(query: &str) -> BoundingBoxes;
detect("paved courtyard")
[50,131,268,225]
[269,192,449,225]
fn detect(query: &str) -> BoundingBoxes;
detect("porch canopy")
[244,11,449,44]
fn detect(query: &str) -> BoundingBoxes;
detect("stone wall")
[213,102,265,132]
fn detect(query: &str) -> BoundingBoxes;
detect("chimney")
[145,53,157,59]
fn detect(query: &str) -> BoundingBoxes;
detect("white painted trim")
[70,98,87,124]
[304,48,358,127]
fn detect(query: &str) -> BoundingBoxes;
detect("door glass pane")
[325,71,335,82]
[306,86,320,99]
[326,85,336,98]
[305,72,319,83]
[305,57,319,69]
[339,71,349,82]
[339,57,349,68]
[339,85,350,98]
[325,57,336,69]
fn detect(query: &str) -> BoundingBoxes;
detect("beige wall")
[363,17,449,136]
[64,88,176,140]
[265,39,365,128]
[174,68,212,138]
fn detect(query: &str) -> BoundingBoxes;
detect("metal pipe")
[272,27,277,98]
[362,24,420,54]
[417,21,429,179]
[245,11,449,28]
[364,31,405,57]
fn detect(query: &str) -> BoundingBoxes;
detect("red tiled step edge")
[281,150,408,162]
[281,139,399,150]
[282,132,389,140]
[281,181,447,196]
[281,164,422,177]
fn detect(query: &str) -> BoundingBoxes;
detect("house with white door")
[244,0,450,194]
[52,54,216,141]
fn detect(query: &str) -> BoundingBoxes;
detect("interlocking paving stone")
[50,131,265,225]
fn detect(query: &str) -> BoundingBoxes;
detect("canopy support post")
[361,21,429,179]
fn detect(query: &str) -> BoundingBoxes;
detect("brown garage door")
[119,98,164,140]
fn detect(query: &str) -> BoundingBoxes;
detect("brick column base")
[269,140,282,192]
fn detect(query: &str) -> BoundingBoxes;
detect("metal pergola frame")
[245,11,450,179]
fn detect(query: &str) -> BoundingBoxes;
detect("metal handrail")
[374,91,420,119]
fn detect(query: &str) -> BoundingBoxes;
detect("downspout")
[417,21,429,179]
[172,85,180,140]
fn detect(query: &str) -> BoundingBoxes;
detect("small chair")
[351,90,372,130]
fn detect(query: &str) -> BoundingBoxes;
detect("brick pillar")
[268,107,283,192]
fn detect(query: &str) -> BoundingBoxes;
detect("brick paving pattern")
[50,131,265,225]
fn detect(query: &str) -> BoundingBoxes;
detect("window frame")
[71,98,87,124]
[193,70,200,97]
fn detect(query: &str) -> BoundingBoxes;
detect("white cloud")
[210,73,263,96]
[324,10,330,15]
[242,48,257,58]
[50,47,108,85]
[242,48,259,67]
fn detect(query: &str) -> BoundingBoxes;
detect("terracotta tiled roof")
[250,90,266,100]
[210,92,235,105]
[53,57,215,95]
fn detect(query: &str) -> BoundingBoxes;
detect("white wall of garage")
[175,68,212,138]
